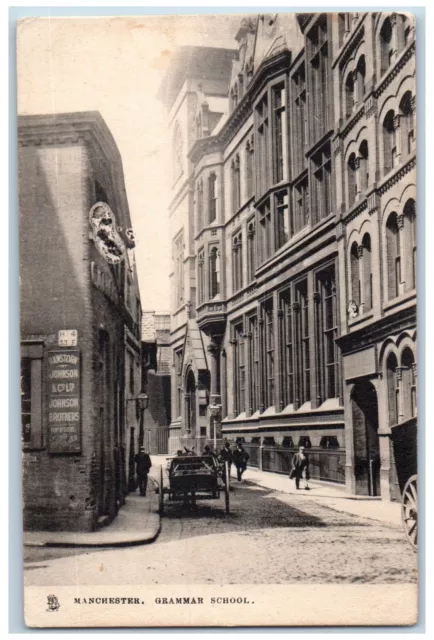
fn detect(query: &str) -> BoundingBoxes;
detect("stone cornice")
[342,197,368,224]
[377,156,416,195]
[374,40,416,99]
[340,104,365,140]
[188,49,292,165]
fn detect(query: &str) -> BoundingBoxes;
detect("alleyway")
[24,472,417,587]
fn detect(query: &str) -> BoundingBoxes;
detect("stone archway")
[185,369,197,436]
[351,380,381,496]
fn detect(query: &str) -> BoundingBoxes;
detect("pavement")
[23,476,161,548]
[240,465,403,528]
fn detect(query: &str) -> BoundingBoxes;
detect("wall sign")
[58,330,78,347]
[89,201,126,265]
[47,350,81,453]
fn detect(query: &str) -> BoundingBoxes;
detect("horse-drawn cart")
[391,416,418,550]
[157,454,230,514]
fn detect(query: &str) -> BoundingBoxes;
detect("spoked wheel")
[159,465,164,514]
[224,461,230,514]
[402,475,418,550]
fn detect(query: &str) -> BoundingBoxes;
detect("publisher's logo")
[46,594,60,612]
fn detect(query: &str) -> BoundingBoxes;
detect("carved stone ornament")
[124,227,136,249]
[89,202,126,265]
[348,300,359,318]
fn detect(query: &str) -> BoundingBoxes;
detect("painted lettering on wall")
[47,350,81,453]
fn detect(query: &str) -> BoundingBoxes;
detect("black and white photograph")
[17,10,418,627]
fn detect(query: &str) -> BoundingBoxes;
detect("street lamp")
[127,391,149,491]
[208,404,221,453]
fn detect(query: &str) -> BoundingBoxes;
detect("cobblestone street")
[24,480,417,586]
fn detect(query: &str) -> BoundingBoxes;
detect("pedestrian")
[290,445,310,490]
[233,442,250,481]
[203,444,214,456]
[134,446,152,496]
[219,441,233,485]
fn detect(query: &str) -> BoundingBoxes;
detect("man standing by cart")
[134,446,152,496]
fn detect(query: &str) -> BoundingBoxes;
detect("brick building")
[159,11,416,499]
[19,112,142,531]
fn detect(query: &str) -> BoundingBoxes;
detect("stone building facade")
[159,12,416,499]
[19,112,142,531]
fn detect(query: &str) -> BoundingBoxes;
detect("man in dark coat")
[134,446,152,496]
[219,442,233,483]
[232,442,250,481]
[290,445,310,490]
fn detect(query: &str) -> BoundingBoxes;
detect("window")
[260,300,275,410]
[175,348,183,417]
[231,85,239,111]
[173,231,185,308]
[233,323,245,415]
[308,15,330,141]
[231,155,241,213]
[401,348,416,419]
[386,213,401,300]
[273,83,287,183]
[256,95,269,197]
[196,179,204,232]
[21,346,43,449]
[21,359,32,445]
[246,138,255,199]
[404,199,416,290]
[311,143,332,223]
[356,55,366,102]
[197,249,205,305]
[362,234,373,312]
[209,246,220,298]
[129,353,135,396]
[400,91,415,156]
[316,266,338,401]
[208,173,217,223]
[248,315,260,414]
[295,280,310,405]
[279,290,294,409]
[347,153,357,206]
[386,353,399,426]
[293,175,309,234]
[350,242,361,307]
[247,219,256,282]
[338,13,350,46]
[358,140,369,192]
[292,63,307,177]
[383,110,396,174]
[173,122,183,181]
[258,200,272,264]
[345,72,355,119]
[232,231,243,292]
[239,75,244,99]
[275,190,289,250]
[380,17,393,76]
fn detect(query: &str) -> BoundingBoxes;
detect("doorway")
[351,380,381,496]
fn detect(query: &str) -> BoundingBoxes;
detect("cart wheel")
[159,465,164,514]
[402,474,417,550]
[224,461,230,514]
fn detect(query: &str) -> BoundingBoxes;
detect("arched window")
[345,72,355,118]
[173,123,183,181]
[400,91,415,156]
[386,353,399,426]
[401,348,416,419]
[231,155,241,213]
[386,213,401,300]
[209,247,220,299]
[403,198,416,290]
[197,249,205,305]
[347,153,357,206]
[380,17,393,76]
[350,242,360,306]
[208,173,217,223]
[196,180,204,232]
[359,140,369,192]
[362,233,372,311]
[356,55,366,102]
[383,110,396,174]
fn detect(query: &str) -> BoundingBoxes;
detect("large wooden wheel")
[224,461,230,514]
[401,474,417,550]
[159,465,164,514]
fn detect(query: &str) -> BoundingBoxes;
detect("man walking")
[233,442,250,481]
[134,446,152,496]
[290,445,310,490]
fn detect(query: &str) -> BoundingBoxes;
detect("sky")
[17,14,244,312]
